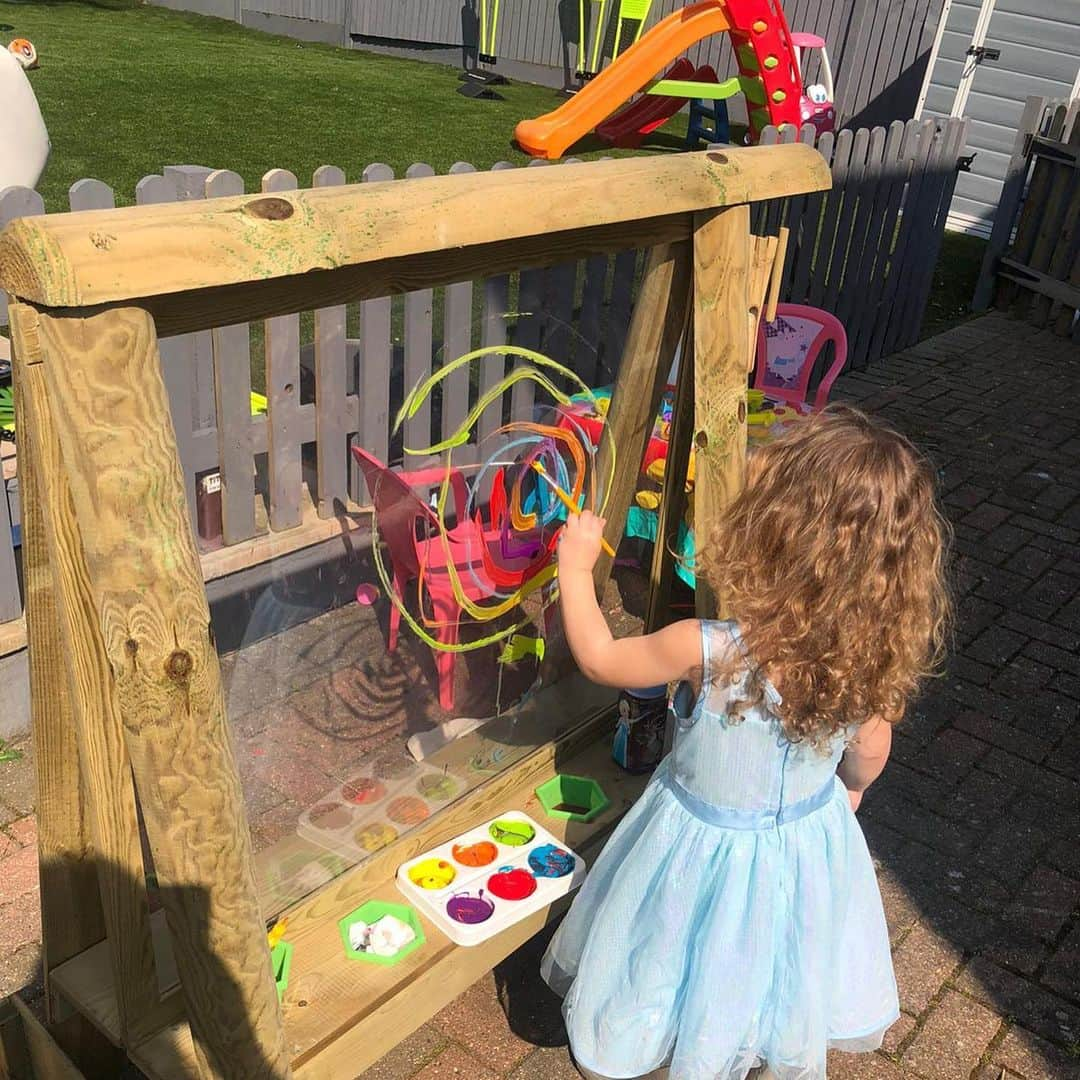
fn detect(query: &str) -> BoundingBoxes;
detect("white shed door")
[919,0,1080,237]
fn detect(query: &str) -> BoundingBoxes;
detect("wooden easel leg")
[10,301,181,1049]
[10,307,120,1074]
[691,206,753,620]
[592,240,692,596]
[35,307,292,1080]
[644,314,694,634]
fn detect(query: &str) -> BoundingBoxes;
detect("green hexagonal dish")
[339,900,425,966]
[534,774,610,824]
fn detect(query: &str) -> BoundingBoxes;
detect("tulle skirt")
[541,760,898,1080]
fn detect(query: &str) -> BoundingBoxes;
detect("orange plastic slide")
[514,0,732,160]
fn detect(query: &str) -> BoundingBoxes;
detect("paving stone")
[993,1025,1080,1080]
[6,816,35,848]
[891,922,962,1015]
[880,1013,916,1055]
[953,712,1050,763]
[1041,922,1080,1001]
[902,990,1001,1079]
[1006,864,1080,942]
[823,1050,904,1078]
[359,1025,449,1080]
[409,1044,501,1080]
[433,978,535,1074]
[965,626,1028,666]
[0,842,38,901]
[508,1047,583,1080]
[0,887,41,957]
[955,957,1080,1046]
[0,941,41,1001]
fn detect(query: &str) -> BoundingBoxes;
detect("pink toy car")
[791,32,836,137]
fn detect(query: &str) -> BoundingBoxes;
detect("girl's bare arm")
[837,717,893,809]
[557,512,702,688]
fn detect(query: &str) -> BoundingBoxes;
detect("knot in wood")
[244,197,294,222]
[707,152,729,166]
[165,650,193,682]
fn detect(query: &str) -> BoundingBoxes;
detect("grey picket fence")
[0,126,966,635]
[754,115,969,371]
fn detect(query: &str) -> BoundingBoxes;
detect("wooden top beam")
[0,147,829,312]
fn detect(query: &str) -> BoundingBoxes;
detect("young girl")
[543,406,949,1080]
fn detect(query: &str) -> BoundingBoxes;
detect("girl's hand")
[558,511,607,574]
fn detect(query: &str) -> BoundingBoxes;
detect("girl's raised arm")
[557,512,702,689]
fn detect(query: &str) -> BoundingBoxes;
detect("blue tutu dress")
[541,621,898,1080]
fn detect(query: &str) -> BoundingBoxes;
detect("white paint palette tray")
[396,811,586,947]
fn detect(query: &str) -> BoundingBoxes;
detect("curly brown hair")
[697,405,951,747]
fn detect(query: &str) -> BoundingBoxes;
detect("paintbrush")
[530,461,616,558]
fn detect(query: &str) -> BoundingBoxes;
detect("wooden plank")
[205,171,259,546]
[644,313,693,634]
[163,167,217,434]
[35,307,291,1079]
[11,301,178,1049]
[808,127,855,310]
[973,95,1047,313]
[136,175,200,540]
[751,127,781,236]
[0,996,31,1079]
[7,305,118,1077]
[262,169,303,532]
[779,124,821,301]
[692,205,751,620]
[353,164,395,502]
[576,251,609,387]
[821,126,870,317]
[789,130,835,304]
[835,124,889,344]
[1053,196,1080,337]
[602,248,638,384]
[11,996,84,1080]
[0,147,832,313]
[851,120,919,366]
[592,242,692,590]
[1001,104,1071,310]
[0,188,45,329]
[998,259,1080,310]
[878,119,937,358]
[403,163,436,452]
[441,163,477,461]
[904,118,969,344]
[1029,116,1080,328]
[476,165,516,455]
[312,166,351,517]
[864,119,929,365]
[0,616,26,657]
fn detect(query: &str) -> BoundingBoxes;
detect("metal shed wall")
[919,0,1080,236]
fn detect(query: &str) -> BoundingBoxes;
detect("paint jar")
[613,685,668,774]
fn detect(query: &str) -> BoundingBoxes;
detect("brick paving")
[1,312,1078,1079]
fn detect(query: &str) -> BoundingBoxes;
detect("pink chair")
[352,449,545,711]
[753,304,848,412]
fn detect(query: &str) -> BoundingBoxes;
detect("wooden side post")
[9,307,119,1074]
[34,306,291,1079]
[691,205,753,619]
[592,241,692,594]
[10,301,181,1048]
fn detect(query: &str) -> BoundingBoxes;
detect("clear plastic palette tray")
[396,811,586,947]
[299,754,466,862]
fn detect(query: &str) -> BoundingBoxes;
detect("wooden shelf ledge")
[47,710,646,1079]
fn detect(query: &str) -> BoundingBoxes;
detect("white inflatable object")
[0,47,49,191]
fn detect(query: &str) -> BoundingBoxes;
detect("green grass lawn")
[2,0,657,212]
